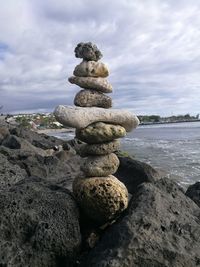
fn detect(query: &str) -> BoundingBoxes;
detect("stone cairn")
[54,42,139,224]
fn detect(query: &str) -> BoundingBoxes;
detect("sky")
[0,0,200,116]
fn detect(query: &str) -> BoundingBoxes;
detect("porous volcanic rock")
[74,42,102,61]
[2,134,52,157]
[0,126,10,144]
[0,144,83,191]
[2,134,21,149]
[0,153,27,189]
[76,122,126,144]
[115,156,160,194]
[186,182,200,208]
[73,175,128,224]
[80,140,120,156]
[0,176,81,267]
[68,76,112,93]
[80,178,200,267]
[54,105,139,132]
[73,60,109,78]
[81,153,120,177]
[10,126,63,149]
[74,90,112,108]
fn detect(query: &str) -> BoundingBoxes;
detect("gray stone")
[73,61,109,77]
[74,42,102,61]
[0,177,81,267]
[73,175,128,224]
[68,76,112,93]
[80,140,120,156]
[54,105,139,132]
[74,90,112,108]
[81,153,120,177]
[76,122,126,144]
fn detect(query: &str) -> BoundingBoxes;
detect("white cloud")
[0,0,200,115]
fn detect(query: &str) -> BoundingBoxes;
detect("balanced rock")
[80,140,120,156]
[68,76,112,93]
[73,61,109,78]
[73,175,128,224]
[74,42,102,61]
[76,122,126,144]
[81,153,119,177]
[74,90,112,108]
[54,105,139,132]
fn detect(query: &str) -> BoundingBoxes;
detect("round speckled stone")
[76,122,126,144]
[73,175,128,224]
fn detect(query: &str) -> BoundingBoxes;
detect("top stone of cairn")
[74,42,102,61]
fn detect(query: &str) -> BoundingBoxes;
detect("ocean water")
[50,121,200,188]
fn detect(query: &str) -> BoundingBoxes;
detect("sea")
[49,121,200,189]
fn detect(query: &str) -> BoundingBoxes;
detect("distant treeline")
[138,113,200,123]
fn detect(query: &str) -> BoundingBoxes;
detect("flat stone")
[76,122,126,144]
[81,153,120,177]
[68,76,112,93]
[80,140,120,156]
[74,42,102,61]
[54,106,139,132]
[73,175,128,224]
[73,61,109,77]
[74,90,112,108]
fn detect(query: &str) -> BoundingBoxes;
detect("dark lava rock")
[0,139,82,191]
[0,176,81,267]
[0,126,10,144]
[0,153,27,188]
[186,182,200,208]
[115,156,160,194]
[80,178,200,267]
[74,42,102,61]
[10,126,63,149]
[2,134,21,149]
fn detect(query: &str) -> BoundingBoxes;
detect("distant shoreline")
[34,120,200,134]
[140,119,200,126]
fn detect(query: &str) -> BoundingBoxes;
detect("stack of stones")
[54,42,139,224]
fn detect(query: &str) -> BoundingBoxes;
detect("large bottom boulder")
[80,178,200,267]
[0,177,81,267]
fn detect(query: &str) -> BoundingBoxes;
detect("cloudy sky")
[0,0,200,116]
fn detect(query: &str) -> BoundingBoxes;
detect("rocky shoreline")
[0,119,200,266]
